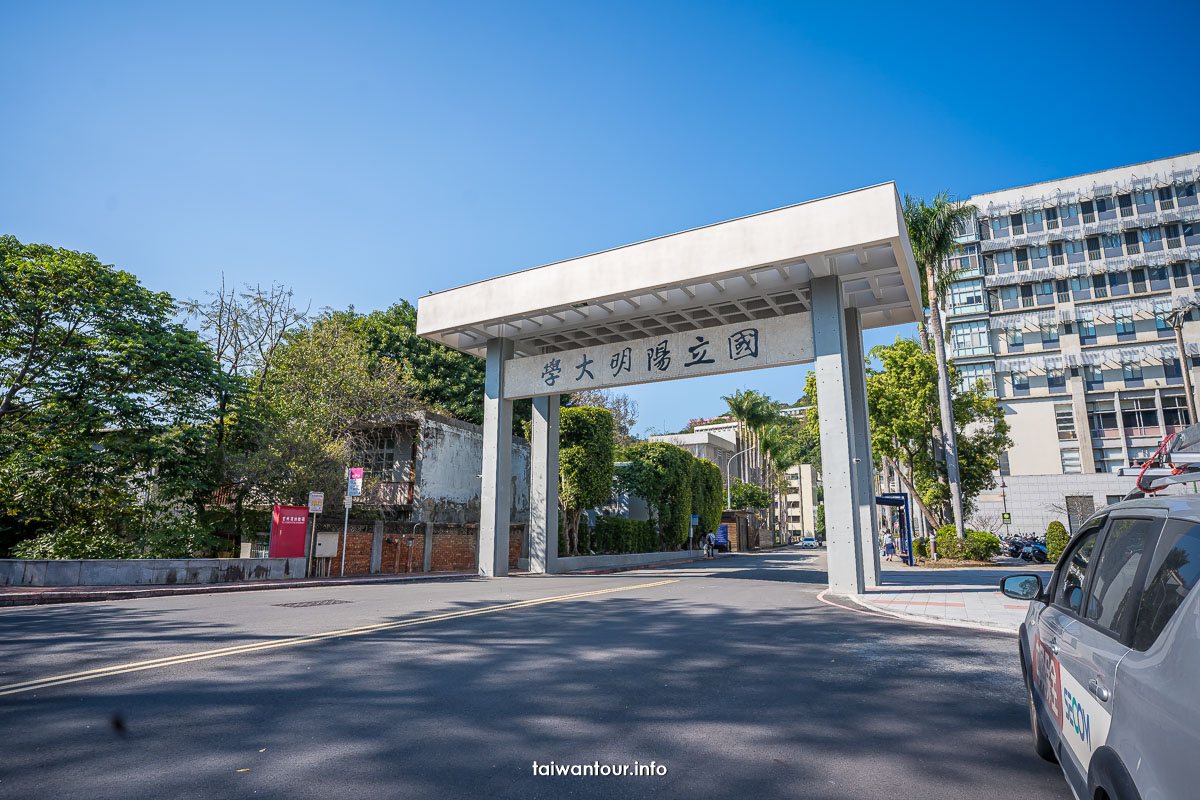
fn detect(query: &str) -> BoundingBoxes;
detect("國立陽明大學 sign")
[503,313,813,399]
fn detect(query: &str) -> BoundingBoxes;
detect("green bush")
[934,525,1001,561]
[1046,521,1069,562]
[913,538,929,558]
[591,516,657,554]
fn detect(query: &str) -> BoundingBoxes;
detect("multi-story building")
[783,463,819,539]
[944,152,1200,532]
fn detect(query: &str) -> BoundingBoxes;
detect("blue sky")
[3,0,1197,434]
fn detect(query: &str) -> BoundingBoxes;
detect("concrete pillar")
[529,394,560,574]
[370,520,383,574]
[422,522,432,572]
[1069,374,1096,473]
[479,338,514,577]
[810,276,865,595]
[845,309,880,589]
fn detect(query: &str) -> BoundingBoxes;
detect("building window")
[1087,237,1101,260]
[1064,240,1085,256]
[1163,394,1192,427]
[1082,200,1095,223]
[1124,230,1141,255]
[1048,368,1066,389]
[1121,396,1158,431]
[1165,358,1183,380]
[1133,190,1155,208]
[1060,448,1082,474]
[1096,197,1114,214]
[948,279,984,314]
[1010,213,1025,234]
[1141,227,1163,247]
[1085,365,1105,389]
[365,435,399,480]
[1158,187,1175,210]
[1046,206,1060,229]
[1015,247,1030,270]
[1131,268,1147,293]
[958,362,996,395]
[1012,372,1029,392]
[1041,324,1060,345]
[1155,300,1173,332]
[1117,195,1134,217]
[1088,400,1118,435]
[1122,363,1143,386]
[1092,273,1109,298]
[950,320,990,356]
[996,251,1014,269]
[1056,405,1077,439]
[1115,309,1135,337]
[991,217,1009,236]
[1007,328,1024,350]
[1050,243,1065,266]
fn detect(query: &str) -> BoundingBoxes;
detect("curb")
[0,572,478,608]
[817,590,1017,636]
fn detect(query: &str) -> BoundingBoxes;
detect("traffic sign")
[308,491,324,514]
[347,467,363,497]
[1002,512,1011,524]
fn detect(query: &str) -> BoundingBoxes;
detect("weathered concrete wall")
[416,412,530,524]
[0,558,306,587]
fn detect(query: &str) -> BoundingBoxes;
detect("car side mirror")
[1000,574,1044,602]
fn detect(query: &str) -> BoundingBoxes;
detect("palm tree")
[903,192,977,539]
[722,389,755,483]
[743,391,780,487]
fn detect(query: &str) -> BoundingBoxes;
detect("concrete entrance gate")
[416,183,923,595]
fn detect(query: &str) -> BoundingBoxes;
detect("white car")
[800,537,819,548]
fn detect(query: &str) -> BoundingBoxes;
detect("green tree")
[224,312,417,534]
[729,479,771,510]
[352,302,486,424]
[1,236,225,555]
[558,406,615,556]
[903,192,977,538]
[619,442,694,551]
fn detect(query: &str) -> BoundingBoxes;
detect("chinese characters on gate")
[540,327,759,387]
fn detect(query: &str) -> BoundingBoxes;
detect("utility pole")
[1169,303,1198,425]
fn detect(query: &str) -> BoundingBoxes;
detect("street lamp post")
[725,445,755,510]
[1168,303,1199,425]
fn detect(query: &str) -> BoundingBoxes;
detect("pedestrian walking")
[883,530,896,562]
[705,531,716,559]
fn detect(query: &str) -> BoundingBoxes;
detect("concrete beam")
[529,394,560,574]
[480,338,514,577]
[810,276,865,595]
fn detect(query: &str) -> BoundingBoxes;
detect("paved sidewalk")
[0,570,477,607]
[852,561,1056,633]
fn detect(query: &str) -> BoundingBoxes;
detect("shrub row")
[934,524,1002,561]
[560,516,659,556]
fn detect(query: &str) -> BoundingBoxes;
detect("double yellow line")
[0,579,678,697]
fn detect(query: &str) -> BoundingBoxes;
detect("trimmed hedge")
[913,538,929,558]
[934,524,1002,561]
[1046,521,1069,563]
[589,516,657,555]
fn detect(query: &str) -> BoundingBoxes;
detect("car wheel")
[1022,651,1057,763]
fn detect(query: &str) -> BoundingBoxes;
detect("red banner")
[269,505,309,558]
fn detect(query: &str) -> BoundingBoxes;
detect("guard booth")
[416,183,923,596]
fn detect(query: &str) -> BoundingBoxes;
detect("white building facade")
[944,152,1200,532]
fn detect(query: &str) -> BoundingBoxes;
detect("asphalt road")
[0,548,1071,800]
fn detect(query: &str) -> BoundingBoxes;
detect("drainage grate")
[273,599,353,608]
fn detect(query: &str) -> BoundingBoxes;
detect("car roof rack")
[1118,421,1200,498]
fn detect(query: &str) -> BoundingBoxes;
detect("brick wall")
[431,526,476,572]
[321,530,374,576]
[380,532,425,574]
[315,522,525,575]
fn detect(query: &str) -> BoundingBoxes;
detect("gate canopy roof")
[417,182,921,358]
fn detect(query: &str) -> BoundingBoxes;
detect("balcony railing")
[1052,254,1065,266]
[1021,296,1036,308]
[361,480,415,505]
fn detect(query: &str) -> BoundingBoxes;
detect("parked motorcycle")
[1020,542,1048,563]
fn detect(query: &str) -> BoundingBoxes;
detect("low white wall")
[546,549,702,573]
[0,557,307,587]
